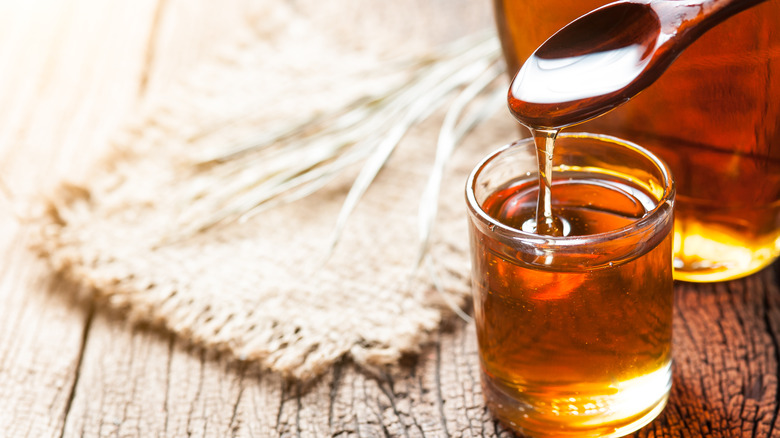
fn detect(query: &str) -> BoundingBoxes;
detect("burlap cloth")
[35,0,517,380]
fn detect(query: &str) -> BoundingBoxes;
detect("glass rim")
[465,132,675,247]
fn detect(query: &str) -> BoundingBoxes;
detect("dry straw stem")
[176,33,505,321]
[166,32,503,250]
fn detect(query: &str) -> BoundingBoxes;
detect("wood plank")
[60,314,252,437]
[0,227,90,437]
[0,0,160,436]
[0,0,161,192]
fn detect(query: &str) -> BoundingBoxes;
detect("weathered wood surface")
[1,1,779,437]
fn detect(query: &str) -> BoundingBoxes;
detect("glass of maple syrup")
[466,132,675,437]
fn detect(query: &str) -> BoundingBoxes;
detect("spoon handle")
[651,0,769,45]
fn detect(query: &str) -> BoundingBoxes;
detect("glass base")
[482,364,671,438]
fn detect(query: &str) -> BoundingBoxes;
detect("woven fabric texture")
[34,0,515,380]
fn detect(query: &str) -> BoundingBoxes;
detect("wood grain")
[0,1,159,435]
[1,0,779,437]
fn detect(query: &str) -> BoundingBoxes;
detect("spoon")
[508,0,769,129]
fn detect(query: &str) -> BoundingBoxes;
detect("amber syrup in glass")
[472,172,673,437]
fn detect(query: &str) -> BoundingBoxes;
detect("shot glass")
[465,132,675,437]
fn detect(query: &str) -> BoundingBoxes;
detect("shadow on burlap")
[34,0,518,380]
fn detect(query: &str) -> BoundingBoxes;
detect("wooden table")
[2,1,779,436]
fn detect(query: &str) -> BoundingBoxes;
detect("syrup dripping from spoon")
[508,0,767,236]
